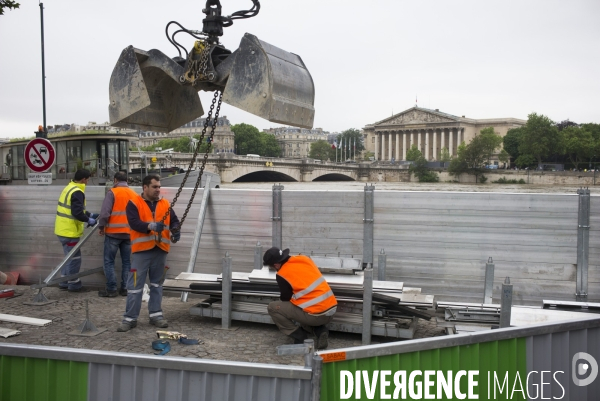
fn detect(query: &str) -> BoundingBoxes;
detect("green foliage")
[560,125,594,169]
[498,149,510,165]
[518,113,561,165]
[439,147,451,162]
[503,128,522,162]
[514,153,537,169]
[405,144,422,161]
[334,128,364,160]
[260,132,281,157]
[232,123,281,157]
[409,156,439,182]
[309,140,333,161]
[447,128,502,183]
[9,136,33,142]
[479,175,488,183]
[0,1,20,16]
[492,177,527,184]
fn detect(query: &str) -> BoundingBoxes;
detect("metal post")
[377,248,386,281]
[254,241,263,270]
[303,339,314,368]
[181,176,212,302]
[576,188,590,301]
[271,184,284,249]
[500,277,513,328]
[41,224,99,284]
[363,184,375,269]
[221,251,232,330]
[483,257,494,304]
[39,3,48,137]
[362,265,373,345]
[311,355,323,401]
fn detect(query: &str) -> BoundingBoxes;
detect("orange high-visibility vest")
[105,186,138,235]
[129,196,171,253]
[277,255,337,315]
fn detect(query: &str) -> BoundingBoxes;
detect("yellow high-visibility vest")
[54,181,87,238]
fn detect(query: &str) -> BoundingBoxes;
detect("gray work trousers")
[267,300,333,336]
[122,247,168,324]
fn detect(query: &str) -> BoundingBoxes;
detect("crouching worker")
[117,174,180,332]
[263,247,337,350]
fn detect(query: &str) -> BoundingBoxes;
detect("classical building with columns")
[363,107,526,161]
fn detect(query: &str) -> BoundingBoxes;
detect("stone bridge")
[129,152,411,183]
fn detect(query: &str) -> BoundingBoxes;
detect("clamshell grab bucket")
[108,46,204,133]
[222,34,315,129]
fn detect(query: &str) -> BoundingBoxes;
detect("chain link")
[182,41,213,85]
[158,91,223,242]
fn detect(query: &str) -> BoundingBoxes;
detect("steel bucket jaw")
[108,46,204,133]
[222,34,315,129]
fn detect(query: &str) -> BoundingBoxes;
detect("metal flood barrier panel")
[318,317,600,401]
[373,191,585,304]
[0,343,312,401]
[0,186,597,303]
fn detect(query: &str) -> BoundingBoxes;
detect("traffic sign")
[24,138,55,173]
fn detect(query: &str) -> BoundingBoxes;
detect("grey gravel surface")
[0,285,444,366]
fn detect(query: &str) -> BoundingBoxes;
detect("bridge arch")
[312,173,355,181]
[233,170,297,182]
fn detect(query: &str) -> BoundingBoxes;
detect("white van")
[246,154,260,158]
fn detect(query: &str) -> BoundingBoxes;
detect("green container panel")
[0,356,88,401]
[321,338,527,401]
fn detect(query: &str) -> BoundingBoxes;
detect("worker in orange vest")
[117,174,180,332]
[97,172,138,297]
[263,247,337,350]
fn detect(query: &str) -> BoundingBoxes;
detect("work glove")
[87,217,97,227]
[89,213,99,219]
[149,222,165,233]
[171,231,181,243]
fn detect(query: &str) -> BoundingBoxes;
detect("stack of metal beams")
[163,266,435,339]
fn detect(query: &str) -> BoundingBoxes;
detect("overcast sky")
[1,0,599,138]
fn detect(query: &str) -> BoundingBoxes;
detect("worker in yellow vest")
[117,174,180,332]
[97,172,138,297]
[263,247,337,349]
[54,169,98,292]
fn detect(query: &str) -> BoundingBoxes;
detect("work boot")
[98,289,118,298]
[289,327,310,344]
[117,321,137,332]
[313,325,329,350]
[149,318,169,328]
[68,286,90,293]
[118,288,128,296]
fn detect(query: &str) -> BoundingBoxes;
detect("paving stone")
[0,284,443,366]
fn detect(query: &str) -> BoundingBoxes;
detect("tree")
[409,155,439,182]
[560,125,594,169]
[518,113,561,166]
[0,1,20,16]
[503,128,522,163]
[309,140,333,161]
[405,144,422,161]
[439,147,451,162]
[259,132,281,157]
[556,119,578,131]
[448,128,502,183]
[232,123,262,155]
[461,127,503,169]
[498,149,510,168]
[336,128,364,160]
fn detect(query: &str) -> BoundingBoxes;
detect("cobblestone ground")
[0,285,444,366]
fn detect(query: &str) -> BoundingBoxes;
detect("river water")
[221,181,591,194]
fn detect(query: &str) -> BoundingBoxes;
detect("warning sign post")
[25,138,55,184]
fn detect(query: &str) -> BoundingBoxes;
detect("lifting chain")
[181,40,214,85]
[158,90,223,243]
